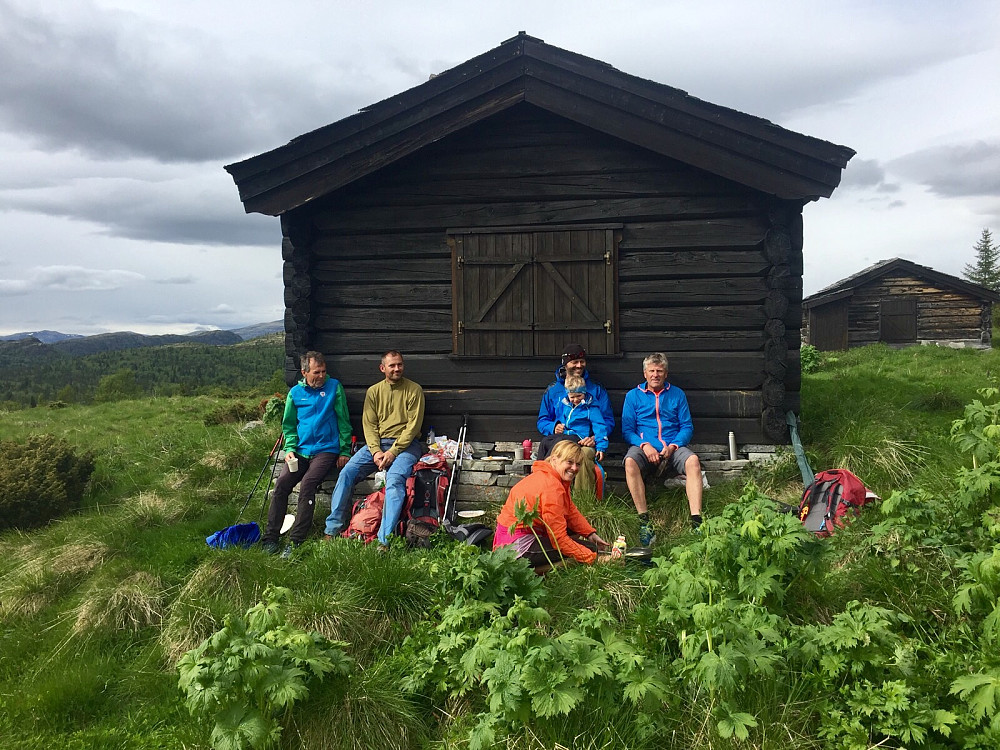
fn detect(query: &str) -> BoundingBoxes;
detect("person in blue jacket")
[622,352,703,544]
[261,351,351,554]
[547,374,609,495]
[537,343,614,459]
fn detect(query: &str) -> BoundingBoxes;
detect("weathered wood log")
[314,331,453,354]
[314,258,452,283]
[761,407,788,442]
[621,218,768,248]
[622,306,767,330]
[767,265,794,291]
[618,249,768,279]
[312,231,451,259]
[764,318,786,339]
[762,378,785,408]
[619,330,766,351]
[312,195,768,234]
[280,214,313,249]
[764,291,789,319]
[313,308,452,331]
[619,277,767,305]
[764,229,790,264]
[764,336,788,364]
[315,283,452,308]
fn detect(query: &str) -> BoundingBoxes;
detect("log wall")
[845,273,992,348]
[281,105,803,444]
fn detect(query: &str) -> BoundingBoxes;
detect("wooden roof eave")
[227,34,855,215]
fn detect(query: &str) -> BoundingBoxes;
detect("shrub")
[0,434,95,530]
[204,401,259,426]
[800,343,821,373]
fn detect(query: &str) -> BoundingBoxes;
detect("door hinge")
[457,255,464,268]
[604,319,613,334]
[604,251,611,265]
[457,321,464,335]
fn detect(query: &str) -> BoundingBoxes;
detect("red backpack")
[404,455,450,547]
[342,488,406,544]
[799,469,876,537]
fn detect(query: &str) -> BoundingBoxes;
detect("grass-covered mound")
[1,344,1000,749]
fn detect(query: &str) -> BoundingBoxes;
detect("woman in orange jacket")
[494,440,610,568]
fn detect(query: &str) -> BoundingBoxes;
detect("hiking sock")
[691,514,702,529]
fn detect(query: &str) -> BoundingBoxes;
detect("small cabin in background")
[802,258,999,351]
[226,32,853,450]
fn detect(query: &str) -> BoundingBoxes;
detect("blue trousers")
[324,439,421,544]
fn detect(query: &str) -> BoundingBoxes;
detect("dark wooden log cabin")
[226,33,854,448]
[803,257,999,351]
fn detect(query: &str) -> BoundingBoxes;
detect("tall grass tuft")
[0,540,108,619]
[286,662,428,750]
[72,569,166,637]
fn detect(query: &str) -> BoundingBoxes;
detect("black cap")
[561,343,587,366]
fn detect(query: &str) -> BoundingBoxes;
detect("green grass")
[2,345,1000,748]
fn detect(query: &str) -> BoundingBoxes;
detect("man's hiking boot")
[260,540,279,555]
[638,522,656,547]
[376,543,389,554]
[280,544,297,560]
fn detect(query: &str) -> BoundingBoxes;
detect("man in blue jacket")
[262,351,351,554]
[622,352,703,544]
[536,343,614,459]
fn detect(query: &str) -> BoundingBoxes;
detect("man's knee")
[624,456,642,476]
[685,454,701,473]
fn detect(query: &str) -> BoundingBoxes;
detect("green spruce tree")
[963,227,1000,291]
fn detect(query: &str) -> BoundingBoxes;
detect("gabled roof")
[803,257,1000,309]
[226,32,855,216]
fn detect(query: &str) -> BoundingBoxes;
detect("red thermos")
[522,439,532,460]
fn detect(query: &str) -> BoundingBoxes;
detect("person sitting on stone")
[323,350,424,550]
[622,352,703,545]
[493,440,610,571]
[261,351,351,556]
[536,342,614,460]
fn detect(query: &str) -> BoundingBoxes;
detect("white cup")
[287,454,299,473]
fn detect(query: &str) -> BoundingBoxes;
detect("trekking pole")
[443,414,468,523]
[256,438,285,525]
[235,435,282,524]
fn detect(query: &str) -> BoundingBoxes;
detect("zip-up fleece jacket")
[552,393,609,451]
[537,368,615,436]
[495,460,597,564]
[282,375,352,458]
[621,381,693,451]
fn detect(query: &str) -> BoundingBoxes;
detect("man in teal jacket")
[262,351,351,553]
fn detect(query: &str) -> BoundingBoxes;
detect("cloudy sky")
[1,0,998,336]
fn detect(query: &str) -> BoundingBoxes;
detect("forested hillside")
[0,333,285,408]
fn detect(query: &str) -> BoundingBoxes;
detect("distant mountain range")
[0,321,283,357]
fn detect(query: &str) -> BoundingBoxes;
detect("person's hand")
[642,443,660,463]
[554,422,565,434]
[595,450,604,462]
[336,455,349,469]
[578,436,596,448]
[377,451,396,470]
[588,531,610,550]
[373,450,385,468]
[285,452,297,465]
[662,444,677,460]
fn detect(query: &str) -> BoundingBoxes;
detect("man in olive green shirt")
[324,351,425,545]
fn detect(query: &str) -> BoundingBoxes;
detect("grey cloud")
[3,174,279,247]
[0,265,144,295]
[840,159,886,189]
[889,140,1000,198]
[0,2,373,163]
[154,275,196,285]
